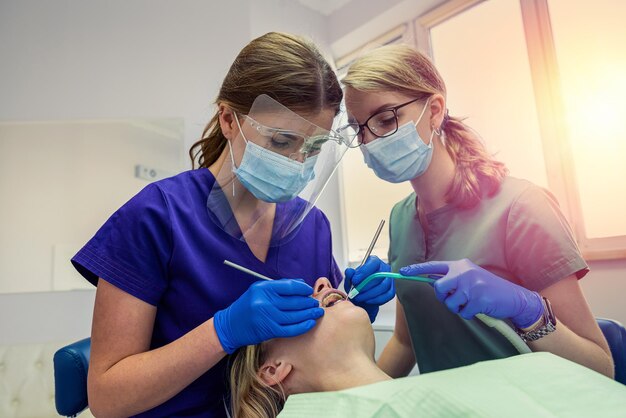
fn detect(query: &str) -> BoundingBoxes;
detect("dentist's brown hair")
[190,32,343,169]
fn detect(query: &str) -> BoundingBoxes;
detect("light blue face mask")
[361,101,433,183]
[230,117,317,203]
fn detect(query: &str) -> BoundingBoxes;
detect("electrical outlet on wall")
[134,164,175,182]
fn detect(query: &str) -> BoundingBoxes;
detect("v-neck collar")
[202,169,293,278]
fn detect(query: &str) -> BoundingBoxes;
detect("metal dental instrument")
[347,219,385,299]
[360,219,385,268]
[223,260,273,281]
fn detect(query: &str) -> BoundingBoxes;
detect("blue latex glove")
[214,279,323,354]
[344,256,395,323]
[400,259,543,328]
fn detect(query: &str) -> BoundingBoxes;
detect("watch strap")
[515,297,557,343]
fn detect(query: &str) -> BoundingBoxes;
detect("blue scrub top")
[72,168,342,418]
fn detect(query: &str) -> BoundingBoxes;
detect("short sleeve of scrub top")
[71,169,341,418]
[504,183,588,290]
[72,182,171,304]
[388,177,588,374]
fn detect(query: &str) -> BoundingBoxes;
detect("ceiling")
[294,0,353,16]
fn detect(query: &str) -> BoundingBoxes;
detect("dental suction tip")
[347,288,359,299]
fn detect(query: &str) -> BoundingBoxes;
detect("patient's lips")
[320,289,347,308]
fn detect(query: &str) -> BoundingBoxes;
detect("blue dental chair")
[52,318,626,416]
[53,338,90,417]
[597,318,626,384]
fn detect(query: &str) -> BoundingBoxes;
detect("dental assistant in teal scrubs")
[339,44,614,379]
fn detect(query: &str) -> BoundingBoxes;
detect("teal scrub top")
[388,177,588,373]
[278,353,625,418]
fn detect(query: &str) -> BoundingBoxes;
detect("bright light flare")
[562,66,626,145]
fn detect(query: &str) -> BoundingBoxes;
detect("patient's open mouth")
[321,290,347,308]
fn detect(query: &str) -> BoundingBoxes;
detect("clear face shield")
[207,94,354,247]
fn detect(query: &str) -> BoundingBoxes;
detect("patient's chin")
[285,301,373,354]
[323,301,372,335]
[347,304,371,323]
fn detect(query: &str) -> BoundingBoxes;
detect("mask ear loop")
[429,127,438,150]
[419,98,439,149]
[432,127,446,149]
[228,111,248,197]
[226,141,236,198]
[416,98,438,150]
[413,97,431,129]
[437,109,450,147]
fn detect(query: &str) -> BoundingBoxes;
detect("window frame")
[413,0,626,260]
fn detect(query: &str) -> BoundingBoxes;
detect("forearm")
[89,318,225,418]
[377,334,416,378]
[528,319,614,378]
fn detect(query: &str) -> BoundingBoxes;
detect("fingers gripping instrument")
[349,271,531,355]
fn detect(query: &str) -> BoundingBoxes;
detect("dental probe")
[359,219,385,268]
[346,219,385,299]
[348,272,531,354]
[223,260,273,281]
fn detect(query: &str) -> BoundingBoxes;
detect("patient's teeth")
[322,292,346,307]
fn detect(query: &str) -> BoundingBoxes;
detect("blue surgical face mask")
[361,101,433,183]
[230,117,317,203]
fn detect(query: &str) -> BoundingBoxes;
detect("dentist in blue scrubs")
[70,32,394,418]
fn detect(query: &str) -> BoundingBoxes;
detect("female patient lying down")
[229,278,625,418]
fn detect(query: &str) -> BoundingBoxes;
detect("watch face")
[543,297,557,325]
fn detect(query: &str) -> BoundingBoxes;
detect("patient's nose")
[313,277,332,297]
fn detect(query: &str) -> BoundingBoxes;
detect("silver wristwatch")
[515,297,557,343]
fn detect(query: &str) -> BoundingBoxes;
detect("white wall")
[0,0,334,344]
[0,120,185,294]
[581,260,626,325]
[0,290,95,344]
[0,0,246,152]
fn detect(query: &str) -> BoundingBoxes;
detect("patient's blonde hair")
[229,344,286,418]
[343,44,508,209]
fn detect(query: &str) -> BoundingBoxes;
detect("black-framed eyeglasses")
[337,97,425,146]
